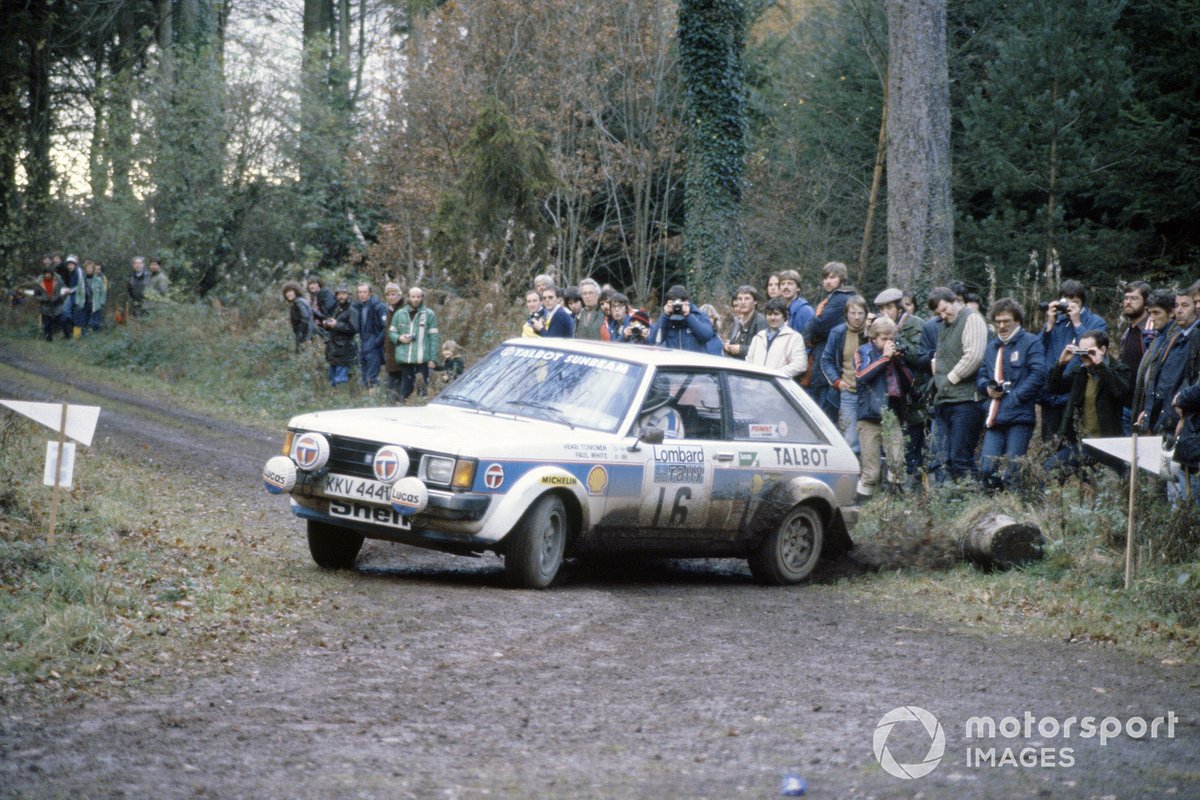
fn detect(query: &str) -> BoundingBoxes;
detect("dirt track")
[1,347,1198,799]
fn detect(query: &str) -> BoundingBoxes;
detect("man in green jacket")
[389,286,440,402]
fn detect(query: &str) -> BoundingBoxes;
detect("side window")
[727,373,825,444]
[637,370,724,440]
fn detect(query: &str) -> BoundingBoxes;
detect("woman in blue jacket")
[976,299,1046,490]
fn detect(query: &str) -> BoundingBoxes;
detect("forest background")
[1,0,1197,317]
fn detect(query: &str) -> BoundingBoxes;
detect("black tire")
[504,494,569,589]
[307,520,364,569]
[747,504,823,585]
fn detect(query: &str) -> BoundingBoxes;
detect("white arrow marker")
[1,400,100,447]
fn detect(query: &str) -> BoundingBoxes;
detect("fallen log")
[959,512,1045,570]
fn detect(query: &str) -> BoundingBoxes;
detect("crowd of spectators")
[499,265,1200,506]
[21,252,170,340]
[279,264,1199,506]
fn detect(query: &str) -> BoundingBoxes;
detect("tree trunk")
[88,42,109,204]
[108,5,137,205]
[0,0,23,242]
[885,0,953,290]
[858,76,888,287]
[678,0,747,293]
[24,0,53,226]
[960,513,1045,570]
[157,0,173,84]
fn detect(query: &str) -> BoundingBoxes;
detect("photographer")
[975,299,1046,491]
[853,316,913,499]
[1044,331,1130,477]
[604,292,630,341]
[521,289,545,337]
[875,287,926,482]
[647,285,715,353]
[1038,280,1107,441]
[621,309,653,345]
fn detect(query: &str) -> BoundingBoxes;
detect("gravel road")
[1,346,1197,799]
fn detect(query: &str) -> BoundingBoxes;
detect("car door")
[634,369,723,538]
[713,371,833,533]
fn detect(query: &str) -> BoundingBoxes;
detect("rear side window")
[726,373,825,444]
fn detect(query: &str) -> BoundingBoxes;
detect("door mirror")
[629,426,665,451]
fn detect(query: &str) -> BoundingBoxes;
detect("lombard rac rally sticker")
[483,463,505,490]
[390,476,428,516]
[293,433,330,471]
[262,456,297,494]
[373,445,410,484]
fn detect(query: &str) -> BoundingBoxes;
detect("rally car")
[263,338,859,588]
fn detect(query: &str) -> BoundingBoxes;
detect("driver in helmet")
[638,374,686,439]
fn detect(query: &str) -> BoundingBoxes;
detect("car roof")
[497,337,788,377]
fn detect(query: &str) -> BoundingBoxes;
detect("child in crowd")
[853,316,913,500]
[437,340,465,383]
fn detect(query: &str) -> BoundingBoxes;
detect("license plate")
[328,499,412,530]
[322,473,393,503]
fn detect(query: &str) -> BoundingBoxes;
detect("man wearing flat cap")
[875,287,927,483]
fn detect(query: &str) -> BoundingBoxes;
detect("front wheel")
[307,520,364,569]
[747,504,823,585]
[504,494,569,589]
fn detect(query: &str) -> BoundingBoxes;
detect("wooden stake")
[45,401,69,546]
[1124,431,1137,590]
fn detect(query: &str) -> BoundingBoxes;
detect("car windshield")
[434,345,645,432]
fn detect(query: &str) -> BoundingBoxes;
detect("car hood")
[288,404,611,455]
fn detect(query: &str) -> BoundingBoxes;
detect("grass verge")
[849,465,1200,664]
[0,417,348,708]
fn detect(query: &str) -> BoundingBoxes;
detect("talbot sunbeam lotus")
[263,339,859,589]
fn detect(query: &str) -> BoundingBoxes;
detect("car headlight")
[419,456,477,489]
[282,430,295,457]
[421,455,456,486]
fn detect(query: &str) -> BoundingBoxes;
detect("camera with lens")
[1038,297,1071,313]
[987,379,1012,394]
[891,342,907,358]
[670,302,684,316]
[627,323,647,342]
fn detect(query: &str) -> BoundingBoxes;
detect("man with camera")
[622,308,653,345]
[1044,330,1130,477]
[647,285,715,353]
[532,284,575,338]
[521,289,545,337]
[388,286,441,402]
[1039,280,1108,441]
[975,299,1046,491]
[875,287,928,481]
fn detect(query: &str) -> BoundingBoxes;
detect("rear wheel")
[307,520,364,569]
[747,504,823,585]
[504,495,568,589]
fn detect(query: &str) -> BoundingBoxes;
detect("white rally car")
[263,338,859,588]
